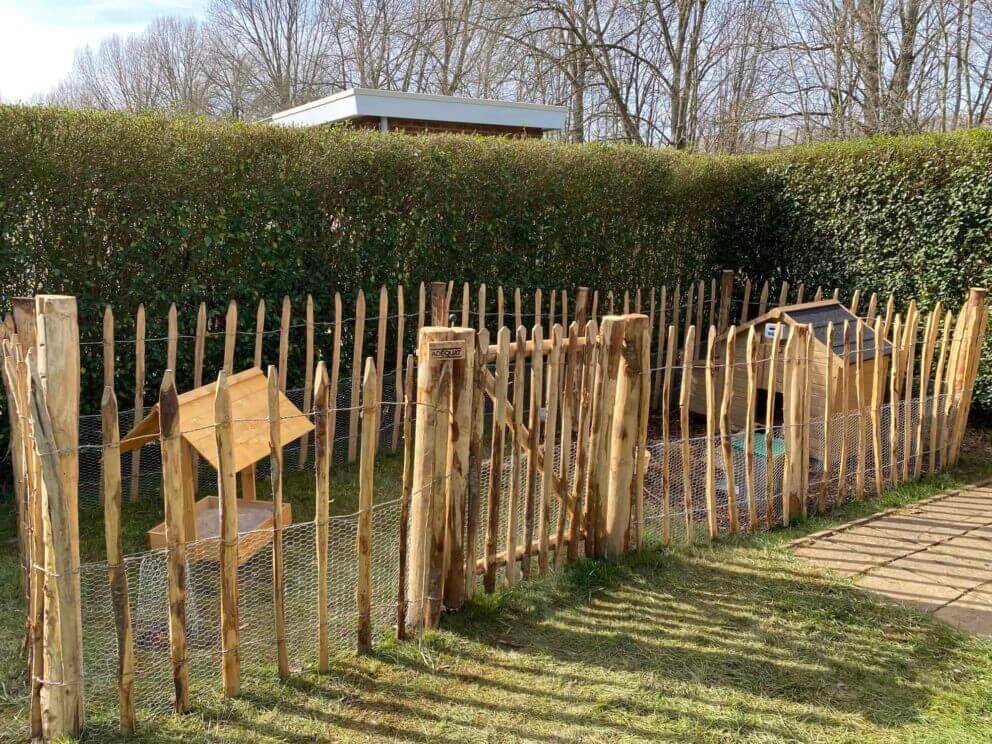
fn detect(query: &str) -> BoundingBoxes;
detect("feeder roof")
[120,367,314,473]
[722,299,891,362]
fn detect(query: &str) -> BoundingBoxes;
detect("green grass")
[2,440,992,742]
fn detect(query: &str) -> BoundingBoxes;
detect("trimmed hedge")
[1,106,990,426]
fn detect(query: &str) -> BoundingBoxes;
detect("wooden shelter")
[690,300,892,460]
[122,367,313,560]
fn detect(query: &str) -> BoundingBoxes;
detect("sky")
[0,1,206,103]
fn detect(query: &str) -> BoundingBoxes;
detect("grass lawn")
[2,435,992,742]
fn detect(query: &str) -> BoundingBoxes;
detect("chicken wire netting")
[7,333,971,740]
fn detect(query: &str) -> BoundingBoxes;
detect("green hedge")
[756,132,992,415]
[1,106,990,434]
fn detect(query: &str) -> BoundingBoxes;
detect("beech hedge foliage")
[1,106,990,417]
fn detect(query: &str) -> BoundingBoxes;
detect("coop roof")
[724,299,891,362]
[120,367,314,473]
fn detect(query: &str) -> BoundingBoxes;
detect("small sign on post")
[429,340,466,360]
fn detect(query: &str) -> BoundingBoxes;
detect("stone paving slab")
[792,482,992,637]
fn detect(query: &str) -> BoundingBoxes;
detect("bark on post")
[215,371,241,696]
[603,315,649,557]
[101,387,136,732]
[406,325,468,630]
[356,359,378,653]
[33,295,85,735]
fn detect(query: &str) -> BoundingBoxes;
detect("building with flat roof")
[268,88,567,138]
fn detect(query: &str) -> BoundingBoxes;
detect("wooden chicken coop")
[690,299,892,461]
[121,367,313,563]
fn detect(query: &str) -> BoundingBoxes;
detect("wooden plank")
[741,278,752,324]
[522,325,543,580]
[758,281,769,317]
[764,323,782,527]
[837,322,850,501]
[631,322,651,549]
[254,300,265,368]
[849,289,862,314]
[278,297,290,392]
[855,320,867,499]
[157,370,190,713]
[497,286,505,331]
[392,286,406,452]
[553,322,577,567]
[101,387,136,732]
[591,289,599,324]
[708,278,717,330]
[622,290,630,314]
[34,295,85,731]
[938,309,959,468]
[442,327,475,609]
[462,282,471,328]
[680,326,697,542]
[870,316,886,494]
[103,305,114,389]
[719,270,734,332]
[431,282,448,325]
[567,321,597,563]
[299,294,315,468]
[478,283,487,333]
[514,288,522,331]
[330,293,343,463]
[704,326,718,539]
[902,311,918,482]
[266,367,289,677]
[376,286,388,407]
[535,288,543,329]
[224,300,237,375]
[661,325,676,543]
[348,291,366,463]
[214,371,241,696]
[130,304,146,502]
[889,315,902,487]
[356,360,377,653]
[652,287,667,409]
[588,317,625,557]
[539,326,562,574]
[866,292,878,321]
[396,356,415,638]
[465,330,488,597]
[719,325,738,532]
[192,300,207,495]
[778,281,789,307]
[818,322,834,513]
[814,286,823,302]
[744,326,758,532]
[780,327,797,525]
[167,303,178,373]
[484,327,510,593]
[418,282,426,332]
[695,281,705,358]
[796,283,805,304]
[915,305,940,477]
[506,326,526,585]
[670,283,680,357]
[313,362,331,667]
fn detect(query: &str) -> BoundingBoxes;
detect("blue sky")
[0,1,206,102]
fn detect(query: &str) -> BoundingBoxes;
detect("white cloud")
[0,1,205,103]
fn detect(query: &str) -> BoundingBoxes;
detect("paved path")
[792,483,992,636]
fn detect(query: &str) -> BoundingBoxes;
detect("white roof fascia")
[270,88,567,130]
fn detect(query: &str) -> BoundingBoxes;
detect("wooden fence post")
[602,314,648,556]
[348,291,366,463]
[680,326,696,542]
[299,294,314,468]
[484,328,510,592]
[430,282,448,325]
[130,304,146,501]
[442,325,475,609]
[101,387,136,732]
[313,363,331,668]
[266,367,289,678]
[406,325,459,629]
[33,295,84,735]
[397,355,415,638]
[157,370,190,713]
[357,359,378,653]
[587,316,625,558]
[718,270,734,332]
[215,371,241,696]
[465,330,488,596]
[950,288,989,464]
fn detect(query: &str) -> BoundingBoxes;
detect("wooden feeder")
[690,299,892,461]
[121,367,313,563]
